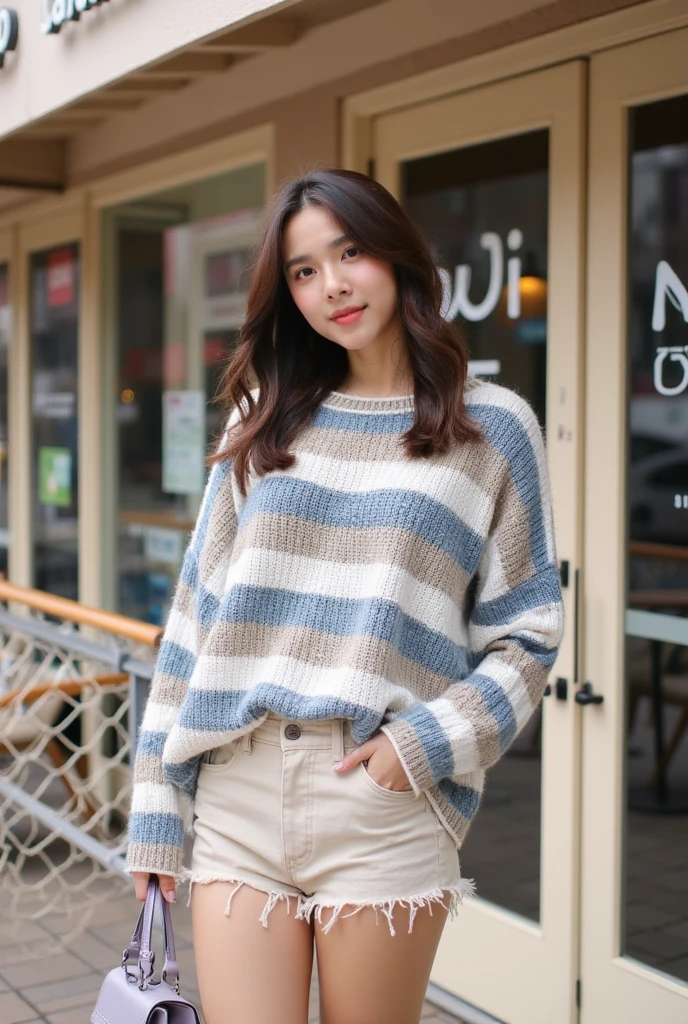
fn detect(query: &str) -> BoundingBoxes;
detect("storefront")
[0,1,686,1022]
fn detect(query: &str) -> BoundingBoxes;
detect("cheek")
[288,284,318,324]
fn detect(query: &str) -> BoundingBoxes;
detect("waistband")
[246,713,357,761]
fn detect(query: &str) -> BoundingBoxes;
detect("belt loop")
[241,731,252,754]
[331,720,344,763]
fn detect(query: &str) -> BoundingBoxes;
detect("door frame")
[582,26,688,1022]
[372,60,586,1024]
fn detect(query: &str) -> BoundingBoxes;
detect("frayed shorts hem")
[183,870,476,936]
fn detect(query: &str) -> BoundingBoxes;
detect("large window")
[0,263,9,578]
[624,93,688,983]
[31,245,80,600]
[108,164,264,624]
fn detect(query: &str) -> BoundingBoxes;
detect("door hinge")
[576,978,581,1008]
[367,157,376,179]
[559,559,570,588]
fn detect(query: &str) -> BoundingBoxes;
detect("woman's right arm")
[126,451,238,897]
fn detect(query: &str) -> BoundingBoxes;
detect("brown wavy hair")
[211,167,481,495]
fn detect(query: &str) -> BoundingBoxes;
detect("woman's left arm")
[380,399,565,795]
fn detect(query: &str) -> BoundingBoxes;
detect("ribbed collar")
[321,390,415,414]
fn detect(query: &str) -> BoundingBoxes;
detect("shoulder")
[464,378,543,452]
[218,387,260,451]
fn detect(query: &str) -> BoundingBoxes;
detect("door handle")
[574,682,604,706]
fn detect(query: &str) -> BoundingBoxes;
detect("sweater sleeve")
[125,417,241,880]
[381,401,564,795]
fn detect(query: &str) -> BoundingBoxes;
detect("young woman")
[127,168,564,1024]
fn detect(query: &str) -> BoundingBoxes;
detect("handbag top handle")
[123,877,180,991]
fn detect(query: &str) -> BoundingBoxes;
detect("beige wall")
[62,0,648,188]
[0,0,302,139]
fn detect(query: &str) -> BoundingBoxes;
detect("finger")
[132,872,150,902]
[158,874,177,903]
[333,741,375,772]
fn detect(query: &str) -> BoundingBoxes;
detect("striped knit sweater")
[126,380,564,880]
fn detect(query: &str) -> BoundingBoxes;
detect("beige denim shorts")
[184,714,474,934]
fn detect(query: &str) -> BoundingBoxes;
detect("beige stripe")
[230,516,471,605]
[173,579,196,621]
[203,620,456,702]
[441,684,502,769]
[148,671,188,708]
[490,474,536,591]
[126,842,183,878]
[304,420,508,499]
[133,753,165,785]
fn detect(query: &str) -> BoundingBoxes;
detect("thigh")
[315,900,449,1024]
[191,881,314,1024]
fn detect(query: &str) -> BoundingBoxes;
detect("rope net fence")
[0,607,156,957]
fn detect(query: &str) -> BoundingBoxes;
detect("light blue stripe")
[438,778,481,821]
[156,640,195,683]
[239,477,484,575]
[129,812,184,848]
[466,673,518,754]
[313,405,414,434]
[468,402,550,573]
[392,702,455,779]
[174,683,382,745]
[136,730,167,758]
[216,585,472,679]
[472,565,561,627]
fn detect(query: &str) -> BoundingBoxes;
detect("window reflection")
[402,131,549,922]
[624,93,688,984]
[110,165,264,625]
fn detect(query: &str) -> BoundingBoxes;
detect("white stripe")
[163,607,196,657]
[470,655,535,732]
[141,700,180,734]
[283,450,493,537]
[131,781,181,816]
[469,602,563,651]
[425,696,481,773]
[223,547,469,640]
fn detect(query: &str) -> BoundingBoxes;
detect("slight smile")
[330,305,366,325]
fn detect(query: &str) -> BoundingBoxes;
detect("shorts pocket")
[200,737,242,772]
[359,762,416,800]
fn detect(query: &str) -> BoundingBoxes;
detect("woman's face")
[282,205,401,354]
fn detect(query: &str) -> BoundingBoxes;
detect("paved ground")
[0,877,466,1023]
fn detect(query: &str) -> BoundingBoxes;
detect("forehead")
[282,205,346,258]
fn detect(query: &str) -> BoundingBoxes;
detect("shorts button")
[284,723,301,741]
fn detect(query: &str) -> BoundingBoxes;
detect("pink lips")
[331,305,365,325]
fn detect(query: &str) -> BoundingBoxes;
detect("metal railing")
[0,581,161,944]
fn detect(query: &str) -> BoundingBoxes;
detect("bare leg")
[315,899,449,1024]
[191,882,313,1024]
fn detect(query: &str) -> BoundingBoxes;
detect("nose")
[322,264,351,299]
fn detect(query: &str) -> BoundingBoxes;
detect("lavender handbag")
[91,877,201,1024]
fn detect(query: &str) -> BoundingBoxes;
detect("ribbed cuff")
[125,843,184,882]
[380,717,435,795]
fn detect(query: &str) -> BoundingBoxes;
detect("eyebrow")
[283,234,353,272]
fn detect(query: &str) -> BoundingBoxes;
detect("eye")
[294,266,314,280]
[342,246,360,259]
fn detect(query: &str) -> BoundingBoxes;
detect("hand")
[334,732,413,792]
[132,871,177,903]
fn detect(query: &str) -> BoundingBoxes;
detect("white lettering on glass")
[440,229,524,324]
[651,260,688,396]
[654,347,688,397]
[652,260,688,332]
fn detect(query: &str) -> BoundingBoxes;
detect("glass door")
[582,28,688,1023]
[374,61,585,1024]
